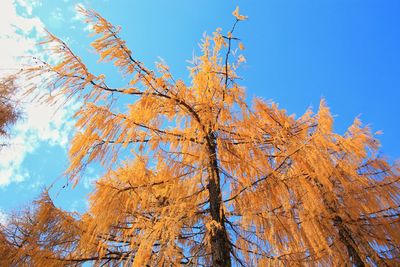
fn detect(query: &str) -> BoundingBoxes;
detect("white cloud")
[72,3,86,21]
[0,0,78,187]
[14,0,42,16]
[0,1,44,71]
[48,7,65,28]
[71,3,93,32]
[82,167,99,189]
[83,23,93,32]
[51,7,65,22]
[0,209,8,225]
[0,97,79,186]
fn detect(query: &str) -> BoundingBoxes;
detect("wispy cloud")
[72,2,86,21]
[14,0,42,16]
[82,167,99,190]
[0,209,8,225]
[71,3,94,32]
[0,1,44,71]
[48,7,66,28]
[0,0,78,187]
[0,99,78,186]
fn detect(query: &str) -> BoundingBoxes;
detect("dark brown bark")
[207,133,231,267]
[333,216,365,267]
[313,178,367,266]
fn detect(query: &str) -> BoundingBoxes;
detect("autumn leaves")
[1,5,399,267]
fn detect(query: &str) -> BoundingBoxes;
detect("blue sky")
[0,0,399,219]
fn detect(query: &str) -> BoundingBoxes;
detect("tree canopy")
[1,6,399,267]
[0,76,19,142]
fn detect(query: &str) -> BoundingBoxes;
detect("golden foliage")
[0,76,19,138]
[2,6,399,267]
[232,6,248,21]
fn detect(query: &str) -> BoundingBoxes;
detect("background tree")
[1,7,399,266]
[0,76,19,143]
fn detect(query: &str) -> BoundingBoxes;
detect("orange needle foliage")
[1,7,399,267]
[0,76,19,139]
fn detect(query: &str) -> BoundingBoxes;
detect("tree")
[0,75,19,142]
[1,6,399,266]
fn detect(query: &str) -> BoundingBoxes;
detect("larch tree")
[0,75,20,145]
[1,6,399,267]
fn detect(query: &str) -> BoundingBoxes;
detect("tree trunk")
[333,216,365,267]
[207,134,231,267]
[313,178,366,266]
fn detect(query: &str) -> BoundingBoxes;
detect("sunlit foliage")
[1,6,399,266]
[0,76,19,139]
